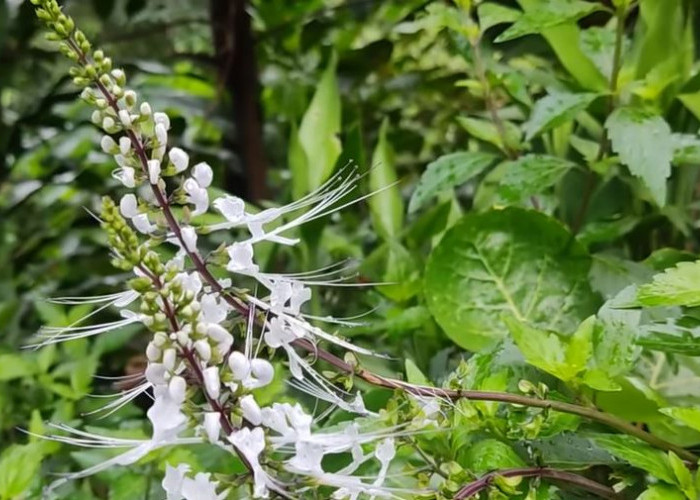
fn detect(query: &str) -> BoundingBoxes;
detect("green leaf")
[579,26,618,77]
[456,116,521,152]
[668,452,696,499]
[637,331,700,356]
[505,315,593,381]
[605,107,673,207]
[0,354,35,381]
[368,119,403,240]
[0,443,44,499]
[405,359,430,386]
[495,0,605,43]
[477,3,521,32]
[593,434,675,483]
[424,208,597,351]
[408,152,496,213]
[672,134,700,164]
[593,286,641,378]
[523,92,598,140]
[679,92,700,122]
[494,154,574,203]
[638,485,686,500]
[660,407,700,432]
[459,439,525,474]
[637,260,700,307]
[299,54,342,192]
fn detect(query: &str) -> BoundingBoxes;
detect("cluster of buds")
[31,1,441,499]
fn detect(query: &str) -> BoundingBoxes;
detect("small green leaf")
[495,154,574,203]
[459,439,525,474]
[0,354,35,381]
[605,107,673,207]
[637,485,686,500]
[456,116,521,152]
[637,260,700,307]
[0,443,44,499]
[660,407,700,432]
[593,434,675,483]
[424,208,597,351]
[477,3,521,32]
[408,152,496,213]
[668,452,696,499]
[368,119,403,240]
[495,0,605,43]
[405,359,430,386]
[524,92,598,140]
[299,54,342,192]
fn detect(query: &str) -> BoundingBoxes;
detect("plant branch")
[67,30,698,466]
[454,467,620,499]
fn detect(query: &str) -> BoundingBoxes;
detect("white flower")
[132,213,156,234]
[201,294,228,324]
[207,323,233,356]
[119,136,131,155]
[145,363,167,385]
[148,385,187,443]
[181,226,198,252]
[288,441,324,475]
[228,351,251,381]
[163,463,189,500]
[101,135,117,154]
[192,162,213,188]
[203,366,220,400]
[227,427,274,498]
[264,317,299,349]
[154,111,171,129]
[240,395,262,426]
[148,159,161,184]
[146,341,161,361]
[184,178,209,216]
[203,412,221,443]
[226,242,259,275]
[213,195,245,224]
[163,348,177,371]
[169,147,189,173]
[119,194,138,218]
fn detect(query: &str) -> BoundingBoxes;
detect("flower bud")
[147,159,161,185]
[119,194,138,218]
[124,90,136,108]
[102,116,116,131]
[203,412,221,443]
[100,135,117,154]
[181,226,197,252]
[228,351,250,381]
[169,375,187,403]
[154,112,170,129]
[203,366,220,400]
[250,358,274,387]
[163,348,176,372]
[192,162,213,188]
[239,395,262,426]
[119,137,131,155]
[194,339,212,362]
[140,102,152,117]
[118,109,132,127]
[168,147,189,173]
[153,331,168,347]
[146,341,161,361]
[111,69,126,85]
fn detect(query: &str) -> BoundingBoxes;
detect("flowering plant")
[23,1,700,499]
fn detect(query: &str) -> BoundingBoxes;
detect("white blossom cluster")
[30,3,435,497]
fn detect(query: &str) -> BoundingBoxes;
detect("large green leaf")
[298,54,342,192]
[495,0,605,43]
[638,485,686,500]
[459,439,525,474]
[605,107,673,207]
[368,119,403,240]
[424,208,598,351]
[637,260,700,306]
[494,154,574,203]
[593,434,675,484]
[661,407,700,432]
[0,443,44,499]
[523,92,599,140]
[408,152,497,213]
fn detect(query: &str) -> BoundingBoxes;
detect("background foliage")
[4,0,700,498]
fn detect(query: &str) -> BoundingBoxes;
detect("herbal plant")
[17,0,700,499]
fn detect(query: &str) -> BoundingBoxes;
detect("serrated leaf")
[579,26,618,77]
[637,260,700,307]
[408,152,496,213]
[495,154,574,203]
[593,286,641,377]
[299,54,342,192]
[593,434,675,483]
[605,107,673,206]
[495,0,605,43]
[660,407,700,432]
[424,208,598,351]
[524,92,598,140]
[368,119,403,240]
